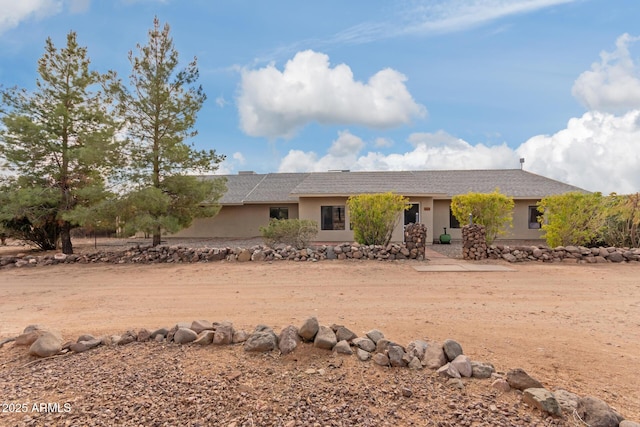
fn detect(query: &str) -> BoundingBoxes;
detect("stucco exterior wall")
[433,198,545,242]
[172,203,299,238]
[298,196,433,243]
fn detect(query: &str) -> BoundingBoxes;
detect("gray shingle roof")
[212,170,586,205]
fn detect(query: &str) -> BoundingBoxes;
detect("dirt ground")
[1,239,639,424]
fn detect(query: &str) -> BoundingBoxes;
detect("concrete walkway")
[413,248,516,272]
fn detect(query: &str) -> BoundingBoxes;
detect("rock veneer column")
[462,224,488,260]
[404,223,427,261]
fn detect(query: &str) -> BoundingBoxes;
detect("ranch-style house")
[173,169,586,244]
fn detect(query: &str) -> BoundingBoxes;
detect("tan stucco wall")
[172,204,299,238]
[298,196,433,243]
[433,198,544,242]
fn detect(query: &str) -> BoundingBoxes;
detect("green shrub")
[260,218,318,249]
[537,192,607,247]
[346,192,409,246]
[451,189,514,245]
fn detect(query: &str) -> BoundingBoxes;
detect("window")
[528,206,542,229]
[449,208,460,229]
[321,206,345,230]
[269,207,289,220]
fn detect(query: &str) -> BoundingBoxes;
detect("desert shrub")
[594,192,640,248]
[260,218,318,249]
[451,189,514,245]
[537,191,607,247]
[347,192,409,246]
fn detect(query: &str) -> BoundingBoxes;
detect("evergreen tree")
[0,32,121,253]
[117,17,225,246]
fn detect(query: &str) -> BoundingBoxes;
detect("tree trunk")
[60,221,73,254]
[152,226,161,246]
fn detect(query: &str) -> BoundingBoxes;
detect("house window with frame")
[321,206,345,230]
[449,208,461,229]
[269,207,289,220]
[528,206,542,229]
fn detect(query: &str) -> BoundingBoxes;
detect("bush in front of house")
[260,219,318,249]
[451,189,514,245]
[347,192,410,246]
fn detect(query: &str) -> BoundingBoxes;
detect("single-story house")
[173,169,587,244]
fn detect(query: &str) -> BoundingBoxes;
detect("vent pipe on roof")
[519,158,525,170]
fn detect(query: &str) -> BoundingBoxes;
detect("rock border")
[4,319,638,427]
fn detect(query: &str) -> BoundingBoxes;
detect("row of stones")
[489,244,640,264]
[461,224,640,263]
[403,223,428,252]
[0,241,427,269]
[9,319,638,427]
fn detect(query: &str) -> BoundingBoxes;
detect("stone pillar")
[404,223,427,260]
[462,224,488,260]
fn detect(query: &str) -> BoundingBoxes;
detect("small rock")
[313,326,337,350]
[173,328,197,344]
[471,361,495,379]
[372,353,389,366]
[388,345,407,367]
[423,341,447,369]
[356,348,371,361]
[408,356,422,370]
[401,387,412,397]
[334,340,353,355]
[450,354,472,377]
[193,330,215,345]
[492,379,511,392]
[299,317,319,341]
[366,329,384,344]
[137,328,151,342]
[244,325,278,352]
[553,389,580,414]
[335,326,357,342]
[213,322,234,345]
[437,363,461,379]
[191,319,214,334]
[352,337,376,353]
[232,330,249,343]
[442,339,463,361]
[278,325,300,355]
[523,388,562,416]
[506,368,543,391]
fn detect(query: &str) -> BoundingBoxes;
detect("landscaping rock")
[506,368,543,391]
[356,348,372,361]
[352,337,376,353]
[423,341,447,369]
[193,330,214,345]
[173,328,197,344]
[213,321,234,345]
[576,396,621,427]
[372,353,389,367]
[313,325,337,350]
[244,325,278,352]
[334,340,353,355]
[523,388,562,416]
[299,317,319,341]
[450,354,472,377]
[366,329,384,344]
[278,325,300,355]
[442,339,463,361]
[553,389,580,414]
[470,361,495,379]
[28,332,62,357]
[191,319,214,334]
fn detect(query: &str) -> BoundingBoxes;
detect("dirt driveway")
[1,255,639,420]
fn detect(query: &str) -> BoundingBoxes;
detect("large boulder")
[28,332,63,357]
[299,317,319,341]
[576,396,622,427]
[173,328,197,344]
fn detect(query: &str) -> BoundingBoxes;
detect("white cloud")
[517,110,640,194]
[279,129,518,173]
[278,131,365,172]
[277,118,640,194]
[215,96,228,108]
[572,33,640,113]
[406,0,576,35]
[238,50,426,138]
[67,0,90,14]
[0,0,62,34]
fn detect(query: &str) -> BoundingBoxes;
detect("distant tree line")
[0,17,226,254]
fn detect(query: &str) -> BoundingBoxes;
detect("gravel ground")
[0,342,575,427]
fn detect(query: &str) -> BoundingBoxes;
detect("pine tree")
[117,17,225,246]
[0,32,121,253]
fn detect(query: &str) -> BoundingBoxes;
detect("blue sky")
[1,0,640,194]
